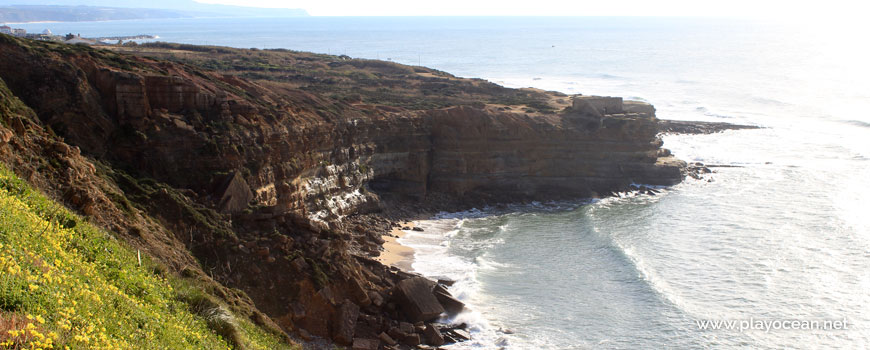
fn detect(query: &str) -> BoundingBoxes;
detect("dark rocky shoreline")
[658,119,761,134]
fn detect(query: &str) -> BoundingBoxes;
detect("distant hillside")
[0,1,307,22]
[0,5,193,22]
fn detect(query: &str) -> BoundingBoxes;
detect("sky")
[194,0,868,18]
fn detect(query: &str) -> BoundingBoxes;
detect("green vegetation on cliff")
[0,165,296,349]
[0,77,30,129]
[118,42,566,113]
[0,40,300,350]
[0,75,296,350]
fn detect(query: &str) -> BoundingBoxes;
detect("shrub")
[0,165,297,350]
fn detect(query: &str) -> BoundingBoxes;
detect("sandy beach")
[376,221,416,271]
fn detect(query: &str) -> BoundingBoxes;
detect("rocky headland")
[0,35,734,349]
[658,119,760,134]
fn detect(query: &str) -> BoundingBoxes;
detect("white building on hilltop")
[0,25,11,34]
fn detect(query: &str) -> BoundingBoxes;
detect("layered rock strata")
[0,35,686,347]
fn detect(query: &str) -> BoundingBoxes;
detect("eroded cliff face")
[423,104,683,200]
[0,37,682,222]
[0,35,684,346]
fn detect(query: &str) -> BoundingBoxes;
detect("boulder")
[332,300,360,345]
[349,279,372,307]
[298,286,334,337]
[359,314,379,327]
[412,227,424,232]
[423,324,445,346]
[443,328,471,343]
[394,277,444,322]
[352,338,379,350]
[388,327,405,340]
[402,333,421,346]
[436,278,456,286]
[378,332,397,346]
[454,329,471,341]
[433,284,449,295]
[368,291,384,307]
[434,290,464,315]
[215,172,253,214]
[398,322,415,335]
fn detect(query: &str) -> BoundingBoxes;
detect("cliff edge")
[0,35,684,348]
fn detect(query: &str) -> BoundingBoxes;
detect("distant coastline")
[0,3,307,24]
[2,20,59,24]
[2,15,267,25]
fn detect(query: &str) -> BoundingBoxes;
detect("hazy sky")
[194,0,866,18]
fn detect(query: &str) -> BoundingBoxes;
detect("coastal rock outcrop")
[658,119,761,134]
[0,34,687,347]
[424,324,446,346]
[423,99,682,201]
[433,283,465,315]
[0,35,683,222]
[216,172,254,213]
[394,277,445,322]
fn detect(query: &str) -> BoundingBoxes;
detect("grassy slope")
[0,166,295,350]
[113,42,568,113]
[0,73,295,349]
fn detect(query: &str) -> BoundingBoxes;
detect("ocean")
[17,16,870,349]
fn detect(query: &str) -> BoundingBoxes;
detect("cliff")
[0,34,684,348]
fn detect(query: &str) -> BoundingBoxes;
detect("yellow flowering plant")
[0,165,295,350]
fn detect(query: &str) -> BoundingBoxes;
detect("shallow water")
[18,16,870,349]
[405,144,870,348]
[402,125,870,348]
